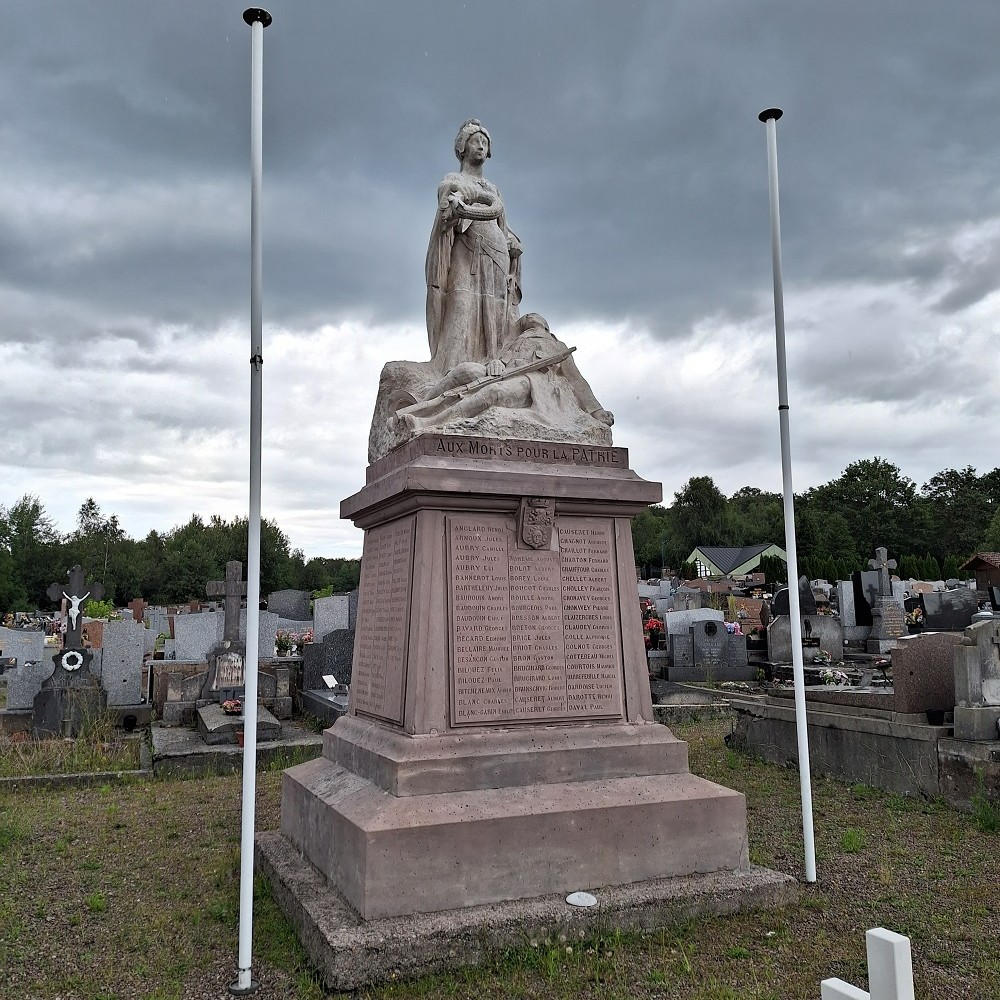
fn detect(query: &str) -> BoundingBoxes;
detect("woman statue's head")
[454,118,491,162]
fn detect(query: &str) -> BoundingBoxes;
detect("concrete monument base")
[256,828,796,992]
[268,436,753,925]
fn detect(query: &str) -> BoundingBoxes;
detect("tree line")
[632,458,1000,581]
[0,496,361,612]
[3,456,998,612]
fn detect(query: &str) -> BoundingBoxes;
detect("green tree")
[805,457,917,560]
[671,477,733,555]
[983,507,1000,552]
[0,494,63,608]
[920,467,993,562]
[728,487,784,547]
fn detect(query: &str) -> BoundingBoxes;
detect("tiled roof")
[960,552,1000,570]
[696,544,774,575]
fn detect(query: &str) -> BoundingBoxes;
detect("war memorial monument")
[258,119,791,987]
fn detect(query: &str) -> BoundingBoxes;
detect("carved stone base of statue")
[269,436,750,920]
[367,314,615,464]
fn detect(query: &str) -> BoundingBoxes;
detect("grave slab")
[197,702,281,745]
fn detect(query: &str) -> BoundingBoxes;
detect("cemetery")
[1,98,999,1000]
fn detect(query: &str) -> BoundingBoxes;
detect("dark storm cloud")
[4,1,1000,554]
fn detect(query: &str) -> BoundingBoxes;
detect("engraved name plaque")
[448,514,624,726]
[352,517,414,724]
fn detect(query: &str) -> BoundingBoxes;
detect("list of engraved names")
[449,515,623,725]
[352,518,413,723]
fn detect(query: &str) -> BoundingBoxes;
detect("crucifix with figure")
[47,565,105,652]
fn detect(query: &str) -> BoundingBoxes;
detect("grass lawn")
[0,718,998,999]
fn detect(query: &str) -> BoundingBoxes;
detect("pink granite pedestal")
[278,436,750,920]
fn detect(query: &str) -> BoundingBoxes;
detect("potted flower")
[905,607,924,634]
[643,617,664,650]
[295,629,314,654]
[222,698,242,716]
[275,629,293,656]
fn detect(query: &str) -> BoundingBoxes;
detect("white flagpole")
[758,107,817,883]
[231,8,271,996]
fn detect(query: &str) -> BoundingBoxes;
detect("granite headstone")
[922,589,979,631]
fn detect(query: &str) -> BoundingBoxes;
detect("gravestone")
[771,576,817,617]
[866,548,906,654]
[173,613,221,661]
[302,628,357,691]
[768,615,844,664]
[314,593,351,639]
[0,626,46,667]
[126,597,148,623]
[34,566,107,738]
[851,570,876,628]
[661,607,724,636]
[891,631,961,717]
[196,561,282,745]
[6,652,56,710]
[989,586,1000,613]
[669,632,694,673]
[268,589,312,622]
[953,618,1000,740]
[201,562,248,702]
[922,589,978,631]
[100,619,146,706]
[837,580,870,646]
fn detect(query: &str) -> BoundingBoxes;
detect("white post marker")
[758,107,817,883]
[230,7,271,997]
[821,927,915,1000]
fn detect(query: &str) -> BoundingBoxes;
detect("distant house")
[685,544,786,579]
[959,553,1000,592]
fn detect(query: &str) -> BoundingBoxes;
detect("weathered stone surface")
[891,631,961,715]
[0,627,46,667]
[314,594,351,639]
[367,121,613,464]
[99,619,145,706]
[268,590,312,622]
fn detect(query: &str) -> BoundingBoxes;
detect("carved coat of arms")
[519,497,554,549]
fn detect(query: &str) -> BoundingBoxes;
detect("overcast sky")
[3,1,1000,559]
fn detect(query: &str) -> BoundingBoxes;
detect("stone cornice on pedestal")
[342,434,661,529]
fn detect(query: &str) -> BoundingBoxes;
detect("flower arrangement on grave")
[905,607,923,626]
[812,648,833,665]
[298,629,314,648]
[643,617,664,648]
[725,621,743,635]
[275,629,293,654]
[819,667,850,686]
[222,698,242,716]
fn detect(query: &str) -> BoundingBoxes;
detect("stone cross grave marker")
[126,597,148,623]
[868,547,897,597]
[47,565,104,653]
[866,547,905,652]
[821,927,914,1000]
[206,561,247,643]
[203,561,248,699]
[36,565,107,736]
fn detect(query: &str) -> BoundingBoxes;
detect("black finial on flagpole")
[758,108,783,123]
[243,8,272,27]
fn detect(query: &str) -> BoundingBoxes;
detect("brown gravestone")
[127,597,148,623]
